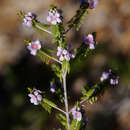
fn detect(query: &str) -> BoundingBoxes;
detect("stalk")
[62,65,70,130]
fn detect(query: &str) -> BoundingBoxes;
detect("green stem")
[34,21,52,35]
[43,100,66,115]
[39,50,62,64]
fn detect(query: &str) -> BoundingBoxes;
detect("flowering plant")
[18,0,119,129]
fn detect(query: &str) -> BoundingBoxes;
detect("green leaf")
[41,102,52,114]
[56,113,67,128]
[42,98,57,108]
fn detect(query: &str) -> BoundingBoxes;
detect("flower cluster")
[23,12,36,27]
[47,10,62,25]
[27,40,41,56]
[28,88,43,105]
[100,70,119,85]
[72,107,82,121]
[57,46,75,61]
[83,34,97,50]
[110,77,119,85]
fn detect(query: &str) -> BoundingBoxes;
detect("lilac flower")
[27,40,41,56]
[100,69,112,82]
[110,77,119,85]
[57,46,75,61]
[72,107,82,121]
[88,0,98,9]
[28,88,42,105]
[100,72,110,82]
[83,34,96,50]
[47,11,62,25]
[23,12,36,27]
[50,82,56,93]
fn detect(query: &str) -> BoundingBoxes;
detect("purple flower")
[50,82,56,93]
[23,12,36,27]
[27,40,41,56]
[72,107,82,121]
[100,72,110,82]
[110,77,119,85]
[100,69,112,82]
[47,11,62,25]
[28,88,42,105]
[88,0,98,9]
[50,88,55,93]
[83,34,96,50]
[57,46,75,61]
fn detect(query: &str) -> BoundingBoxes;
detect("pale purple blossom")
[27,40,41,56]
[110,77,119,85]
[57,46,75,61]
[50,88,55,93]
[28,88,42,105]
[50,82,56,93]
[100,72,110,82]
[88,0,98,9]
[47,11,62,25]
[23,12,36,27]
[72,107,82,121]
[100,69,111,82]
[83,34,96,50]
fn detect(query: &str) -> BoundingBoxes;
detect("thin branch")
[62,66,70,130]
[43,100,66,114]
[39,50,62,64]
[35,23,52,35]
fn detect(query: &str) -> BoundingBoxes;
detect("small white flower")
[47,11,62,25]
[28,88,43,105]
[23,12,36,27]
[57,46,75,62]
[27,40,41,56]
[72,107,82,121]
[83,34,96,50]
[100,72,110,82]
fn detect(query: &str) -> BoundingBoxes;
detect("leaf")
[41,102,52,114]
[81,87,87,96]
[56,113,67,128]
[42,98,57,108]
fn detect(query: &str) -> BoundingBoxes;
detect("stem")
[69,97,89,114]
[42,101,66,115]
[39,50,62,64]
[35,23,52,35]
[62,66,70,130]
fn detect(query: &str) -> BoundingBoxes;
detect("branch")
[42,100,66,115]
[62,65,70,130]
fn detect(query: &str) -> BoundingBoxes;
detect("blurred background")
[0,0,130,130]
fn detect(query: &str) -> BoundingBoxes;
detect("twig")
[62,65,70,130]
[35,23,52,35]
[39,50,62,64]
[43,100,66,115]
